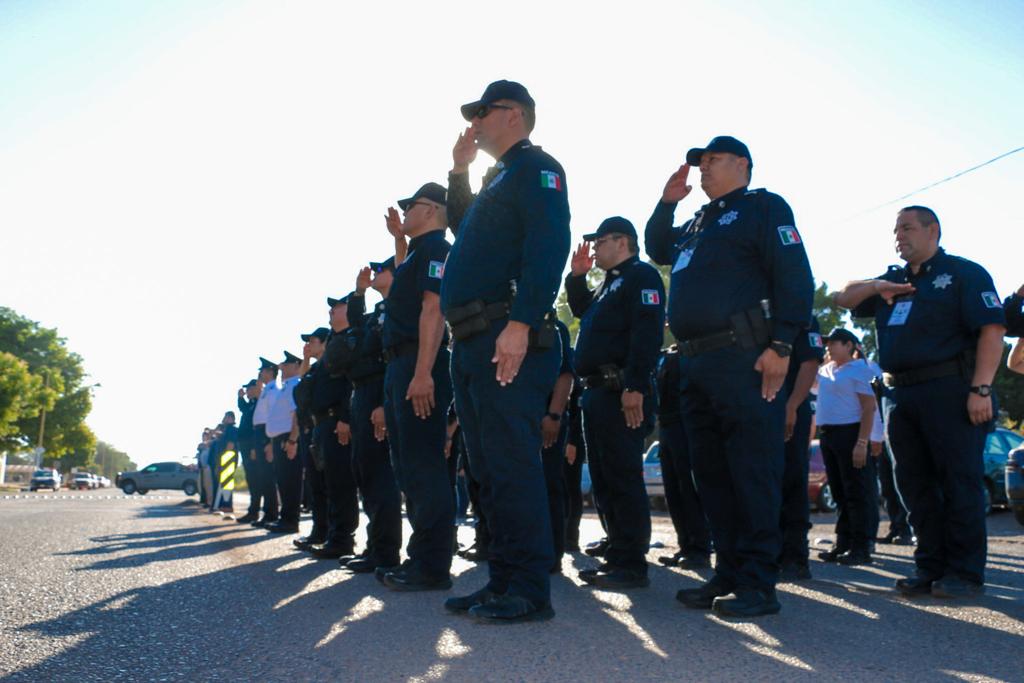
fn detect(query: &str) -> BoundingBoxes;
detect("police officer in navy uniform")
[778,317,825,580]
[837,205,1006,598]
[377,182,456,592]
[343,259,403,574]
[292,333,329,550]
[235,380,261,524]
[541,318,575,573]
[655,344,712,570]
[566,217,665,588]
[646,136,814,617]
[441,80,570,623]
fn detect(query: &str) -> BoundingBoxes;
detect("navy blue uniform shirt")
[309,356,353,422]
[784,317,825,392]
[443,139,571,328]
[346,295,387,380]
[555,319,574,378]
[644,186,813,345]
[384,230,450,349]
[567,255,666,392]
[851,248,1005,373]
[237,396,256,444]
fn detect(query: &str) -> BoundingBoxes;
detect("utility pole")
[36,374,49,468]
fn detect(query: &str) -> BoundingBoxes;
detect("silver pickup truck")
[116,462,199,496]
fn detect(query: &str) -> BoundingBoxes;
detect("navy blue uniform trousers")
[582,387,654,573]
[780,399,813,563]
[659,419,712,558]
[541,419,570,566]
[819,423,877,553]
[272,434,303,525]
[680,346,785,592]
[886,376,988,584]
[351,382,402,565]
[384,349,454,578]
[302,430,329,541]
[451,323,558,606]
[314,419,359,550]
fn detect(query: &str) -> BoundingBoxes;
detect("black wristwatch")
[545,412,562,421]
[769,341,793,358]
[970,385,992,397]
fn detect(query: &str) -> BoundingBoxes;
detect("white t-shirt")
[252,379,279,427]
[266,375,300,438]
[816,359,875,426]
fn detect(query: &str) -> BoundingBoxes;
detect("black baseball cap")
[824,328,860,346]
[370,256,396,273]
[582,216,637,242]
[327,293,352,308]
[301,327,330,343]
[258,357,278,371]
[685,136,753,167]
[244,379,258,388]
[397,182,447,211]
[280,350,301,365]
[461,80,536,121]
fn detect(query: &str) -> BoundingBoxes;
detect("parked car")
[808,440,837,512]
[96,475,111,488]
[984,427,1024,514]
[72,472,97,490]
[643,442,666,510]
[116,462,199,496]
[29,468,61,492]
[1006,446,1024,526]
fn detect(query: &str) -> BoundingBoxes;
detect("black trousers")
[780,399,813,564]
[582,386,654,574]
[304,432,329,542]
[272,434,303,525]
[659,418,712,557]
[819,423,877,554]
[562,447,584,550]
[315,418,359,550]
[541,419,570,565]
[384,349,455,578]
[351,382,402,565]
[877,401,911,537]
[460,443,491,550]
[240,442,260,517]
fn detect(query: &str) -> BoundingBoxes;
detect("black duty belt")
[883,358,963,388]
[383,340,418,362]
[351,372,385,388]
[581,365,625,392]
[677,330,738,358]
[311,407,342,426]
[448,300,512,342]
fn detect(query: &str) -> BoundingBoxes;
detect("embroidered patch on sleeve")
[777,226,802,245]
[981,292,1002,308]
[428,261,445,279]
[540,170,562,190]
[641,289,661,305]
[809,332,824,348]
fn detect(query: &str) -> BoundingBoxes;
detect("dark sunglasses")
[470,103,514,120]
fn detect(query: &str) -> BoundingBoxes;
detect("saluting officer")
[836,206,1006,598]
[566,217,665,589]
[265,351,304,534]
[343,260,403,574]
[235,380,262,524]
[778,317,825,580]
[441,80,570,623]
[645,136,814,617]
[249,357,281,527]
[377,182,456,592]
[292,334,328,550]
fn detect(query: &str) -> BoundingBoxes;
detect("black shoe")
[444,587,501,613]
[293,535,327,551]
[891,534,916,546]
[346,557,394,574]
[468,595,555,624]
[252,516,278,528]
[931,576,985,599]
[817,547,849,563]
[310,543,355,560]
[458,544,487,562]
[836,550,873,566]
[895,574,937,596]
[375,560,411,584]
[236,513,257,524]
[677,554,711,570]
[676,579,734,609]
[383,567,452,592]
[712,589,781,618]
[593,568,650,590]
[658,552,683,567]
[265,521,299,534]
[778,562,813,582]
[584,538,609,558]
[578,563,611,585]
[338,553,365,568]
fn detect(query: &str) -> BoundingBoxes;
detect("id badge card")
[673,248,695,273]
[888,301,913,326]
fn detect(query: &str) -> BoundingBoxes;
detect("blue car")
[984,427,1024,515]
[1005,445,1024,526]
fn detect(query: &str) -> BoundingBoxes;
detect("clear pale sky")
[2,1,1022,466]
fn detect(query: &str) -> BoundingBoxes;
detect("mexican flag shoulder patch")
[540,170,562,191]
[777,225,802,245]
[641,289,661,305]
[428,261,445,279]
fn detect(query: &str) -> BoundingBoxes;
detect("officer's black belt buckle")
[448,299,511,341]
[678,306,771,358]
[882,358,964,388]
[351,372,385,388]
[382,340,418,362]
[311,407,340,426]
[583,364,625,392]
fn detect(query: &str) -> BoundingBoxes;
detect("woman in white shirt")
[815,328,878,566]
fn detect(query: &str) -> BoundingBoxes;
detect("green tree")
[93,440,137,479]
[0,352,49,440]
[0,307,95,458]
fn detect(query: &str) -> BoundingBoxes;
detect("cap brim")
[685,147,706,166]
[581,232,600,241]
[397,196,416,211]
[300,334,312,342]
[460,100,483,121]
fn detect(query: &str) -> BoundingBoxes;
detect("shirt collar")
[408,229,444,252]
[607,254,639,278]
[905,247,946,278]
[497,138,534,168]
[704,185,749,211]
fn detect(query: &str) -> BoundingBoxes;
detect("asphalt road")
[1,491,1022,682]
